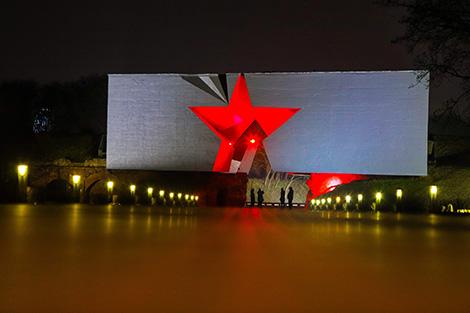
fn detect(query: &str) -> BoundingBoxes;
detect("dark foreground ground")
[1,205,470,313]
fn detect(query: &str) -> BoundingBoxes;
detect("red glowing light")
[190,74,300,172]
[306,173,367,200]
[249,138,256,144]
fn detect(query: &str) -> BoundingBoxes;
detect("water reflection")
[14,204,466,240]
[146,215,152,233]
[374,223,382,237]
[158,215,163,230]
[128,213,135,233]
[2,205,470,313]
[11,204,33,239]
[16,204,28,217]
[70,204,80,236]
[105,205,113,235]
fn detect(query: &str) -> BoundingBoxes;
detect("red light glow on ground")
[306,173,367,200]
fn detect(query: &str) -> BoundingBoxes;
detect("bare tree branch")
[380,0,470,121]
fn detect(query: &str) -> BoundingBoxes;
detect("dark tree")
[0,81,37,160]
[383,0,470,120]
[33,75,107,135]
[0,81,37,201]
[30,75,108,161]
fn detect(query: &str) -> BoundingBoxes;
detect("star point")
[190,74,300,172]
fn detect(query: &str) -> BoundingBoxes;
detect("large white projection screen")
[107,71,429,176]
[107,74,222,171]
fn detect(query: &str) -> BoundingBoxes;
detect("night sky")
[1,0,412,81]
[0,0,453,111]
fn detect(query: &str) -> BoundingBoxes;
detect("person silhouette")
[287,187,294,209]
[250,189,256,207]
[257,188,264,207]
[280,188,286,208]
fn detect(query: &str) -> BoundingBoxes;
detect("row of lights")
[16,165,442,208]
[311,186,439,206]
[17,166,199,202]
[109,181,199,202]
[17,164,80,183]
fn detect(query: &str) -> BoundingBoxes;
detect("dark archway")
[84,178,106,204]
[85,177,121,204]
[45,179,73,202]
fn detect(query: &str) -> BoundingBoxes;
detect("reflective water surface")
[1,204,470,313]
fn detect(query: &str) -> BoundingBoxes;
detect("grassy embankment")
[326,136,470,212]
[247,136,470,211]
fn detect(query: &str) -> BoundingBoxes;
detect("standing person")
[250,189,256,207]
[287,187,294,209]
[280,188,286,208]
[257,188,264,207]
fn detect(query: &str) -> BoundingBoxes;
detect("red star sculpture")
[190,74,300,172]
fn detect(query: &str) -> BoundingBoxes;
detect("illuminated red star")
[190,74,300,172]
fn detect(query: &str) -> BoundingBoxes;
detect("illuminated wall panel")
[227,71,428,176]
[108,71,428,175]
[107,74,221,170]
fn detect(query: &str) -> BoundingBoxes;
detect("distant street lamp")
[107,181,114,192]
[129,184,136,203]
[17,165,28,177]
[357,194,363,202]
[430,185,437,199]
[17,164,28,202]
[107,181,114,203]
[396,189,403,200]
[345,195,351,204]
[375,192,382,204]
[72,175,81,186]
[429,185,438,212]
[72,175,81,202]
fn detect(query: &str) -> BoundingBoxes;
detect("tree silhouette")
[382,0,470,121]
